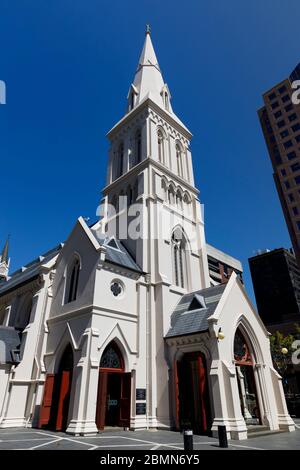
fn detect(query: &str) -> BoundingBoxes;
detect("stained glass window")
[100,345,122,369]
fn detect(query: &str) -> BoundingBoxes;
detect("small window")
[296,221,300,231]
[281,169,287,176]
[291,162,300,172]
[271,101,279,109]
[288,193,295,202]
[284,140,293,149]
[292,206,299,216]
[282,94,290,103]
[268,92,276,101]
[277,120,286,128]
[65,257,80,304]
[287,151,296,160]
[292,123,300,132]
[285,103,293,112]
[278,85,287,94]
[280,130,289,138]
[274,110,282,119]
[288,113,297,122]
[295,175,300,185]
[285,180,291,189]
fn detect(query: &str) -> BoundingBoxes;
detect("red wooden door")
[96,371,108,430]
[39,374,56,428]
[55,371,71,431]
[119,372,131,428]
[198,355,208,432]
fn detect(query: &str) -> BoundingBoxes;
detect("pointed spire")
[0,236,10,281]
[1,236,9,265]
[130,28,173,113]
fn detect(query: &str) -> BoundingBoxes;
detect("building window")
[172,229,188,289]
[118,143,124,177]
[164,92,169,111]
[284,140,293,149]
[285,180,291,189]
[280,130,289,138]
[274,110,282,119]
[176,144,183,177]
[285,103,293,112]
[158,130,164,164]
[292,206,299,216]
[271,101,279,109]
[295,175,300,185]
[282,94,290,103]
[291,162,300,172]
[277,120,286,128]
[288,193,295,202]
[292,123,300,132]
[135,130,142,164]
[278,85,287,94]
[168,185,175,205]
[287,151,296,160]
[65,257,80,304]
[296,221,300,231]
[295,135,300,143]
[281,169,287,176]
[289,113,297,122]
[268,92,276,101]
[100,342,123,369]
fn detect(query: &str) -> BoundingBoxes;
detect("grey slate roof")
[0,245,61,297]
[0,326,20,364]
[91,229,142,273]
[165,283,227,338]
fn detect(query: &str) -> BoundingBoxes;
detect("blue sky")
[0,0,299,301]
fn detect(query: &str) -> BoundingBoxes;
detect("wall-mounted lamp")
[281,347,288,355]
[217,328,225,341]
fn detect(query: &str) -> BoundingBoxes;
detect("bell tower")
[99,28,210,291]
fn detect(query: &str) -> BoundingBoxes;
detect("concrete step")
[247,429,285,439]
[247,425,269,434]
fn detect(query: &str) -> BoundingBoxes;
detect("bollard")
[183,429,193,451]
[218,425,228,448]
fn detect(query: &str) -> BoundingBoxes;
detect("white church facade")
[0,31,295,440]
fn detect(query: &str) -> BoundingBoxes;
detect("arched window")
[172,228,188,288]
[100,342,124,370]
[168,185,175,205]
[158,130,164,164]
[176,190,183,210]
[135,130,142,164]
[127,185,133,206]
[118,143,124,178]
[130,92,134,111]
[176,144,183,178]
[164,92,169,111]
[65,256,80,304]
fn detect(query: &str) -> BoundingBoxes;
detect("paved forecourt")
[0,426,299,451]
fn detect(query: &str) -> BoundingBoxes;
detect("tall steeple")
[0,237,10,281]
[128,26,173,113]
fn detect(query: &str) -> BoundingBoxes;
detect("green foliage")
[269,328,299,376]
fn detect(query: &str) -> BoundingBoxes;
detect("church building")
[0,30,295,440]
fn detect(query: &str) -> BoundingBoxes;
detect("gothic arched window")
[176,144,183,178]
[100,342,124,370]
[65,256,80,304]
[172,228,188,289]
[118,142,124,178]
[135,130,142,164]
[158,130,164,164]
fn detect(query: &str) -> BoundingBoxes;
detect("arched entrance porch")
[175,351,211,435]
[234,329,261,426]
[96,341,131,430]
[39,344,74,431]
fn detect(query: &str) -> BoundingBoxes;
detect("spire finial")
[146,24,151,35]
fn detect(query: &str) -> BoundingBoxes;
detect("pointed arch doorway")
[39,344,74,431]
[234,329,262,426]
[96,341,131,430]
[175,351,211,435]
